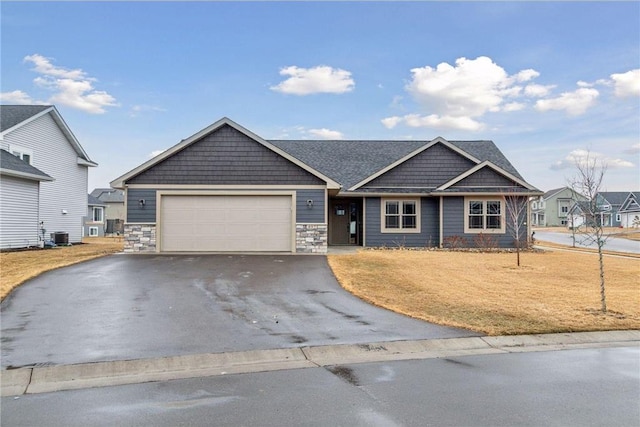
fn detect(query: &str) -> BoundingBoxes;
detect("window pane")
[469,201,483,215]
[469,216,483,229]
[402,215,416,229]
[386,201,399,215]
[487,216,501,229]
[22,154,31,164]
[93,208,103,222]
[487,201,501,215]
[385,216,399,229]
[403,201,416,215]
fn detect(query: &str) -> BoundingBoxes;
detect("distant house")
[0,105,98,244]
[0,149,54,249]
[111,117,542,253]
[595,192,631,227]
[618,192,640,228]
[530,187,586,227]
[90,188,125,234]
[84,195,106,237]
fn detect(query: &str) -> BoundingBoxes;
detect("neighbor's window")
[464,198,505,233]
[89,227,99,237]
[92,207,104,222]
[10,144,33,165]
[382,199,420,233]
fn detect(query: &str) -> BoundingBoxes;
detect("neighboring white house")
[0,149,54,249]
[0,105,97,244]
[530,187,585,227]
[619,192,640,228]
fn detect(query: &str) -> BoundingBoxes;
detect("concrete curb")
[2,331,638,397]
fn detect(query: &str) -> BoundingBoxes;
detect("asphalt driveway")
[1,254,478,368]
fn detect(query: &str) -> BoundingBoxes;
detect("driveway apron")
[1,254,478,367]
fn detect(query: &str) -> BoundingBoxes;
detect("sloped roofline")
[619,192,640,212]
[110,117,341,189]
[0,149,54,182]
[348,137,481,191]
[436,160,539,192]
[1,105,97,167]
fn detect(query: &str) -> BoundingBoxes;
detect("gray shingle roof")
[0,149,52,181]
[88,194,106,206]
[90,188,125,203]
[598,191,631,206]
[270,139,525,190]
[0,105,51,132]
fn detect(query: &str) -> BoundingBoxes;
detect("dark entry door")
[329,199,361,245]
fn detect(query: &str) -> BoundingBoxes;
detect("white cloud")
[624,143,640,154]
[535,87,599,116]
[550,148,634,170]
[307,128,344,139]
[130,104,167,118]
[524,84,555,97]
[0,90,39,104]
[382,113,484,132]
[270,65,355,95]
[2,54,118,114]
[610,69,640,97]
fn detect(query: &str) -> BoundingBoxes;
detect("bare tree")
[504,191,529,266]
[568,151,609,313]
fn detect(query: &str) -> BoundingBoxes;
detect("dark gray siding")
[453,167,517,187]
[365,197,439,247]
[442,196,517,248]
[127,125,324,186]
[363,143,475,188]
[296,189,325,223]
[127,189,156,223]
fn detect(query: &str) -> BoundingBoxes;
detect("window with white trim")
[89,227,99,237]
[92,207,104,222]
[381,199,420,233]
[616,213,621,222]
[464,198,505,233]
[10,145,33,165]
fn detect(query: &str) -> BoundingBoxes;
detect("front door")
[329,198,362,245]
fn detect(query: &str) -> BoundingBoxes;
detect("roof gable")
[0,105,97,166]
[436,161,537,193]
[111,117,340,189]
[620,192,640,212]
[597,191,631,206]
[0,149,54,182]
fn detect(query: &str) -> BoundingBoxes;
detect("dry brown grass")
[328,249,640,335]
[0,237,123,301]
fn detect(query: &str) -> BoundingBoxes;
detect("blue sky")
[2,1,639,192]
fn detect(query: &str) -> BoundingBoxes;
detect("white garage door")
[161,195,292,252]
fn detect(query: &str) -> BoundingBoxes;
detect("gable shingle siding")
[128,125,323,186]
[362,143,476,188]
[453,167,518,187]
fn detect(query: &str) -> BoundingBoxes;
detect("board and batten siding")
[2,113,88,243]
[295,189,325,223]
[0,175,40,249]
[365,197,439,247]
[442,196,516,248]
[127,188,325,224]
[127,125,324,186]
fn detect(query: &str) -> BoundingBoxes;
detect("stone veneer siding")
[124,223,327,253]
[296,224,328,254]
[124,224,157,253]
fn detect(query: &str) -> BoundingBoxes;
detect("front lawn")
[327,249,640,335]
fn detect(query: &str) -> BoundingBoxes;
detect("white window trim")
[464,197,505,234]
[381,198,421,233]
[89,227,99,237]
[9,144,33,164]
[616,213,621,222]
[92,206,104,222]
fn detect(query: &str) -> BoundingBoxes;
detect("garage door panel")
[161,195,292,252]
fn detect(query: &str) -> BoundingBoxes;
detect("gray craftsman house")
[111,117,541,253]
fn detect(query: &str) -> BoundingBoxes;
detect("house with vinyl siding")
[111,117,542,253]
[0,149,54,249]
[0,105,97,245]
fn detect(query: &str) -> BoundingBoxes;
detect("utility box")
[51,232,69,245]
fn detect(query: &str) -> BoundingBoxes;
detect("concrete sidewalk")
[2,330,638,397]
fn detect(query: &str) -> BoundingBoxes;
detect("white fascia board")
[111,117,341,190]
[0,168,55,182]
[77,157,98,167]
[436,161,538,191]
[348,137,482,191]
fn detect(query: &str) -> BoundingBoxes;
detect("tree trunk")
[598,240,607,312]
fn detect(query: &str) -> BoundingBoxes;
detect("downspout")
[439,196,443,248]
